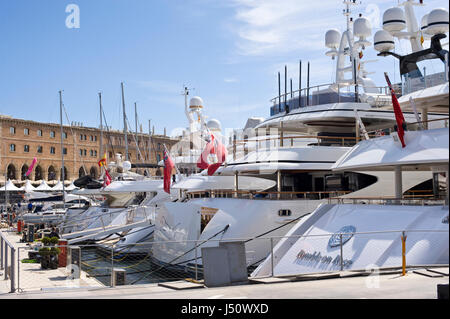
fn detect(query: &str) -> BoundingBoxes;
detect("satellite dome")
[189,96,204,109]
[122,161,132,171]
[421,14,430,34]
[383,7,406,34]
[426,8,449,36]
[354,17,372,48]
[206,119,222,132]
[374,30,395,53]
[354,17,372,38]
[325,29,341,49]
[325,29,341,59]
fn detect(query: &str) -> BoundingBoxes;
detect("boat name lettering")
[296,249,353,268]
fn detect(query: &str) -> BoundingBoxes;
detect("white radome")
[421,14,430,34]
[189,96,204,109]
[374,30,395,53]
[206,119,222,132]
[426,8,449,36]
[122,161,132,171]
[325,29,341,49]
[354,17,372,38]
[325,29,341,58]
[383,7,406,34]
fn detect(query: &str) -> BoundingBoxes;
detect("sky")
[0,0,448,138]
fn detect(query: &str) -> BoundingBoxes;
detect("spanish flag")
[98,153,107,167]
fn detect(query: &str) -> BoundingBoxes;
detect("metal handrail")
[187,190,351,200]
[0,230,16,293]
[366,117,449,135]
[328,197,446,206]
[270,83,390,104]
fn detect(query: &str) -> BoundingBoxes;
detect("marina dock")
[0,229,103,294]
[0,0,448,306]
[1,228,448,299]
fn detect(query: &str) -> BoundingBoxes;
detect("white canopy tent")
[51,181,64,191]
[0,180,22,192]
[34,180,54,191]
[65,182,78,191]
[20,180,37,193]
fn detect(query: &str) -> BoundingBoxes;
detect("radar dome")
[122,161,132,171]
[383,7,406,34]
[374,30,395,53]
[354,17,372,38]
[426,8,449,35]
[421,14,430,34]
[325,29,341,49]
[189,96,204,109]
[206,119,222,132]
[325,29,341,59]
[354,17,372,48]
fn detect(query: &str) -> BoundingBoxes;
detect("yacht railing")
[402,70,448,96]
[328,197,447,206]
[365,117,449,136]
[186,190,351,200]
[230,134,375,159]
[269,83,392,116]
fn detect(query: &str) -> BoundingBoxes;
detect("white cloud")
[228,0,345,56]
[224,78,239,83]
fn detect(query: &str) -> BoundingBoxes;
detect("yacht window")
[278,209,292,217]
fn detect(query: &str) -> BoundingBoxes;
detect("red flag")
[196,133,227,176]
[207,135,227,176]
[163,149,175,194]
[103,170,112,187]
[384,73,406,148]
[25,157,37,177]
[197,135,214,170]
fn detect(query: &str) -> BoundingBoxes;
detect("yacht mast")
[99,92,104,159]
[59,90,66,207]
[135,102,139,159]
[121,82,129,161]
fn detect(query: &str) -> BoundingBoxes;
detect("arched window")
[60,167,69,181]
[79,167,86,178]
[90,167,98,179]
[21,164,29,180]
[7,164,16,180]
[48,166,57,181]
[35,165,43,181]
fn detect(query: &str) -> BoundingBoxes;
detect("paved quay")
[0,229,103,294]
[1,228,448,299]
[1,267,448,299]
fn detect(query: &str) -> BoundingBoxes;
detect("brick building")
[0,114,178,184]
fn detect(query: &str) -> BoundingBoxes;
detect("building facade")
[0,115,178,184]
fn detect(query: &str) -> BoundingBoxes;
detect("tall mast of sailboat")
[99,92,104,159]
[121,82,129,161]
[135,102,139,157]
[59,90,66,208]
